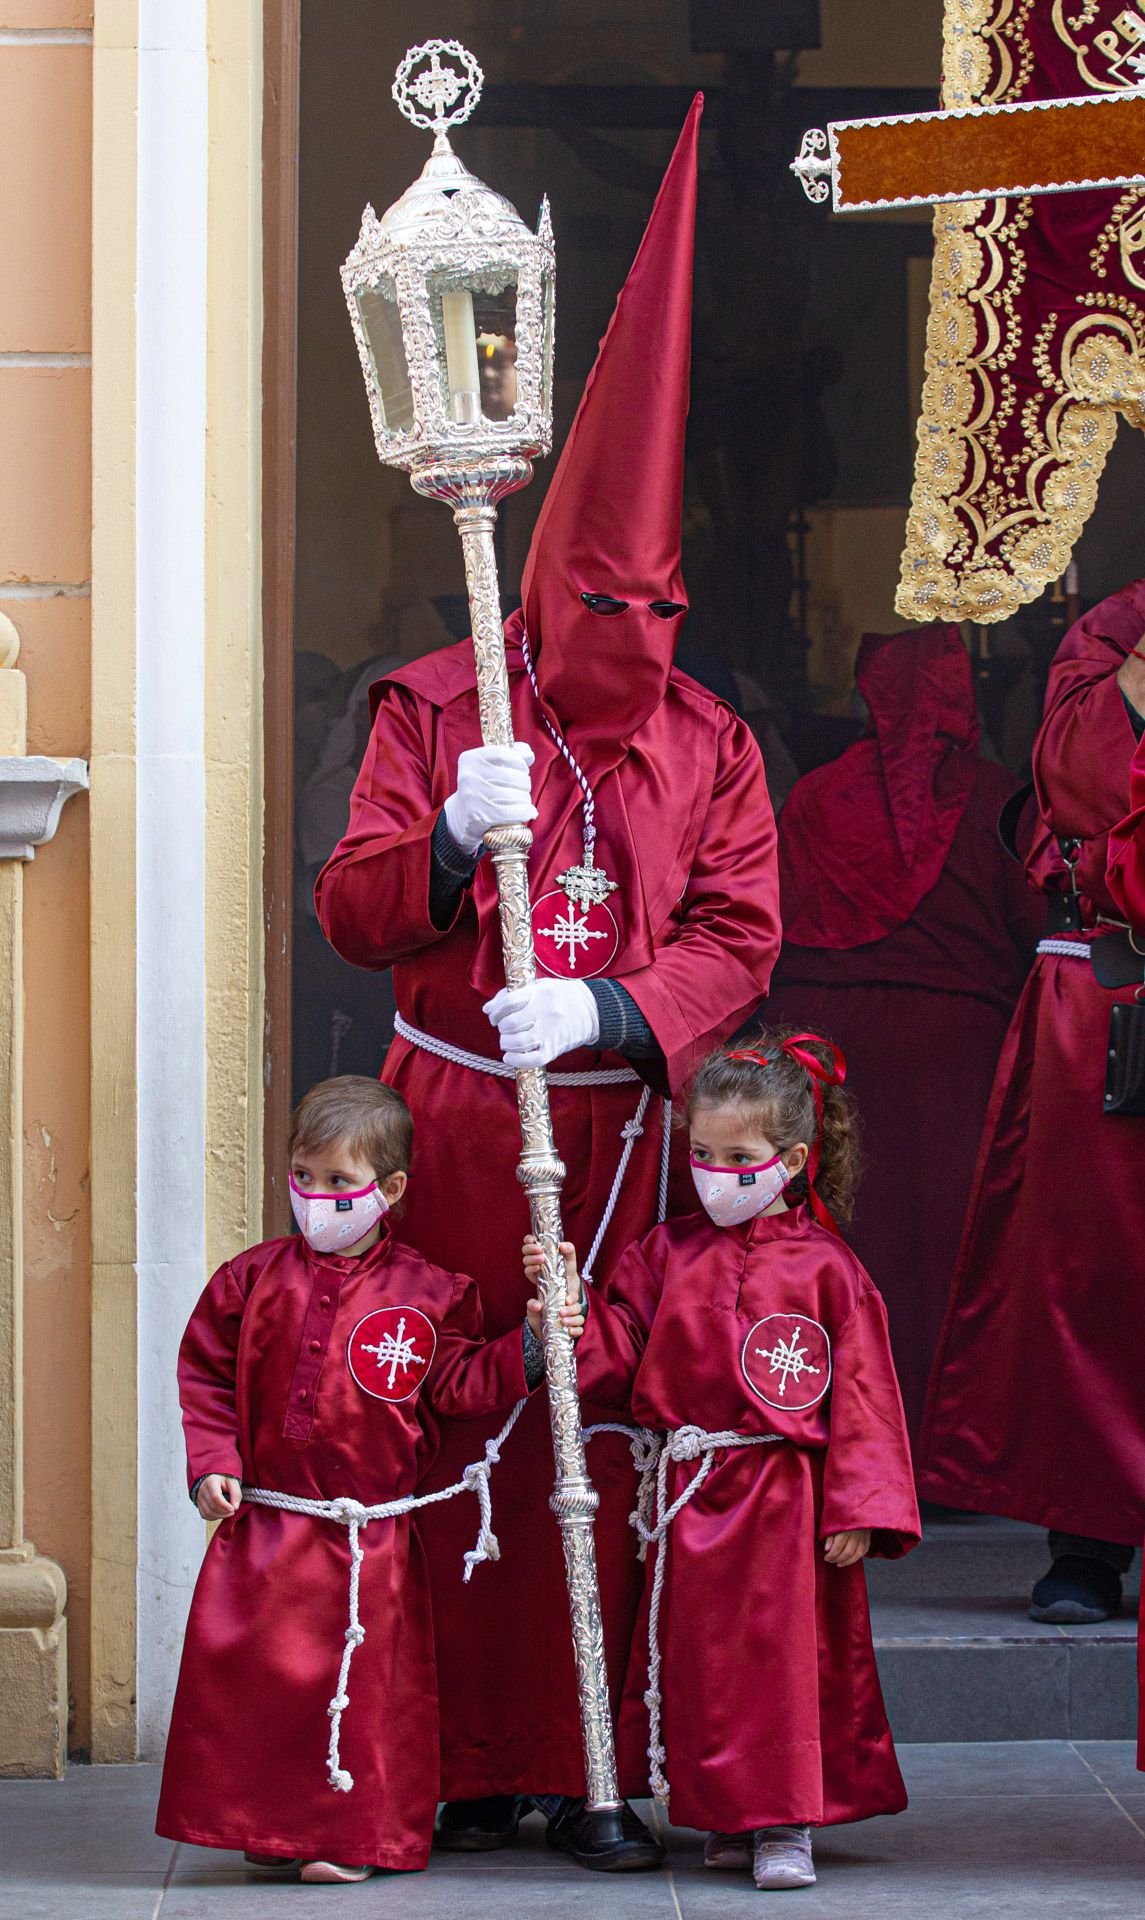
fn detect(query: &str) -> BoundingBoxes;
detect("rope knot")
[463,1531,500,1581]
[328,1497,368,1525]
[669,1424,708,1462]
[328,1694,350,1715]
[621,1117,645,1143]
[344,1624,365,1648]
[330,1767,354,1793]
[461,1460,489,1492]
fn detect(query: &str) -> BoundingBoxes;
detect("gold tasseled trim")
[896,0,1145,624]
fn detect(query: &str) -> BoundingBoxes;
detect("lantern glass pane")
[429,269,519,425]
[355,275,414,432]
[541,270,555,418]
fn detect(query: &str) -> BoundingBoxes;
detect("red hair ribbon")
[725,1033,847,1236]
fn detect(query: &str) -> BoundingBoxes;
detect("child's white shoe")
[299,1860,376,1883]
[703,1830,753,1870]
[752,1826,815,1890]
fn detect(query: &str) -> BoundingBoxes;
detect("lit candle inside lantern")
[442,288,481,422]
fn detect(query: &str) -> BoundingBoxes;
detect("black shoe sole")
[433,1828,520,1853]
[1029,1600,1119,1624]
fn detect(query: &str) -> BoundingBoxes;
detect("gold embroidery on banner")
[1118,205,1145,287]
[897,0,1145,624]
[1053,0,1145,90]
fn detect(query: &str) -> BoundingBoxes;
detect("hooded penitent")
[316,95,780,1803]
[518,93,701,778]
[778,625,979,949]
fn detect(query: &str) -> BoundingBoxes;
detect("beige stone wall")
[0,3,94,1756]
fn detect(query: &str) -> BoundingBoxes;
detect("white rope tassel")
[327,1507,366,1792]
[630,1424,783,1807]
[658,1099,672,1224]
[582,1089,651,1283]
[242,1400,527,1794]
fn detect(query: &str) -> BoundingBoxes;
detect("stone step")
[866,1513,1141,1603]
[868,1517,1140,1742]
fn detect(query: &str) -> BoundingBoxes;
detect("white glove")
[443,743,536,856]
[484,979,600,1070]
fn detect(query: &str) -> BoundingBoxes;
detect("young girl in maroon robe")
[528,1029,919,1891]
[156,1076,556,1884]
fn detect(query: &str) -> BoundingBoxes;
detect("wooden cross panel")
[805,90,1145,211]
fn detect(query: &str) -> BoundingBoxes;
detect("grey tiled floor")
[2,1746,1145,1917]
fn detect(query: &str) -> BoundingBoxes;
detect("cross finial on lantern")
[393,39,484,135]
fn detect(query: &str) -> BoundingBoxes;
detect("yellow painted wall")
[0,8,93,1753]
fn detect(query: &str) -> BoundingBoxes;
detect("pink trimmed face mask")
[690,1151,792,1229]
[289,1174,388,1254]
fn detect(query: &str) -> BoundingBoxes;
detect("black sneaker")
[434,1795,525,1852]
[1029,1555,1123,1624]
[544,1797,664,1872]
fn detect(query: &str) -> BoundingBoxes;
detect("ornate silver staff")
[341,40,621,1832]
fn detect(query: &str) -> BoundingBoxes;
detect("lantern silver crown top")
[342,38,555,478]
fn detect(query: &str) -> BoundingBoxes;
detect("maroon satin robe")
[769,759,1044,1440]
[316,628,780,1797]
[155,1227,527,1869]
[921,585,1145,1541]
[574,1205,919,1833]
[1109,731,1145,927]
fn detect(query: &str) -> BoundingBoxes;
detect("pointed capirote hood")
[856,626,979,868]
[778,625,981,950]
[520,94,702,776]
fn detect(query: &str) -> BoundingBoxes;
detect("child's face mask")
[689,1151,792,1229]
[289,1174,388,1254]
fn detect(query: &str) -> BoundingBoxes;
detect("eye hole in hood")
[580,592,629,616]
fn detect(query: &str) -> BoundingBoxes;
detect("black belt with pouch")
[1049,833,1145,1117]
[998,803,1145,1113]
[1093,929,1145,1116]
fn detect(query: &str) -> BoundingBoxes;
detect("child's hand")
[196,1474,243,1521]
[524,1237,585,1343]
[823,1528,871,1569]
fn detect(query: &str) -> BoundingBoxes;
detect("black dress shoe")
[1029,1555,1123,1624]
[434,1795,524,1852]
[545,1797,664,1872]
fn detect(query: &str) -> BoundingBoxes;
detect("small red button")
[309,1340,321,1353]
[298,1390,308,1403]
[320,1295,331,1308]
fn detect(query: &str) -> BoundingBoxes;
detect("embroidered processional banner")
[898,0,1145,624]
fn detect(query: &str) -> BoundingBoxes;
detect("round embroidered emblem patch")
[347,1306,436,1403]
[741,1314,831,1412]
[532,891,620,980]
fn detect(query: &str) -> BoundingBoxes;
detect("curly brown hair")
[686,1024,863,1225]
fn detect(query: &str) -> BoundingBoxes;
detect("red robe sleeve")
[314,681,462,969]
[620,707,781,1091]
[1107,732,1145,928]
[572,1237,662,1410]
[177,1260,253,1492]
[426,1271,531,1419]
[1034,626,1137,846]
[819,1291,919,1560]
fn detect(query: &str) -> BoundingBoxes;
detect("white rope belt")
[242,1400,526,1794]
[394,1011,674,1275]
[630,1424,783,1806]
[1037,937,1092,959]
[394,1011,641,1086]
